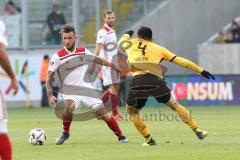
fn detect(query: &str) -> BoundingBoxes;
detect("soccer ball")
[28,128,46,145]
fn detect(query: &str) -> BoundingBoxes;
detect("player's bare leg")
[127,106,156,146]
[101,83,124,120]
[56,100,75,145]
[165,96,208,140]
[94,106,127,143]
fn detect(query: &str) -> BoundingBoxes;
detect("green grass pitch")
[8,106,240,160]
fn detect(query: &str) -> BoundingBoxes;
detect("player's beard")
[107,21,115,28]
[65,42,75,52]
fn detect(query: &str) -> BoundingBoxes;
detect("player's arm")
[161,47,215,79]
[87,30,105,74]
[92,56,121,73]
[0,43,18,95]
[46,54,60,107]
[46,71,57,107]
[118,30,134,51]
[94,43,103,56]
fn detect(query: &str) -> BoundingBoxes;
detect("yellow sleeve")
[161,47,203,73]
[172,57,203,73]
[118,34,131,51]
[160,47,177,61]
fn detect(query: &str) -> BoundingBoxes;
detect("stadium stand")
[206,17,240,44]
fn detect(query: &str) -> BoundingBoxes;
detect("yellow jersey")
[118,34,203,78]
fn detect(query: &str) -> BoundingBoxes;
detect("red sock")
[101,90,110,103]
[109,93,119,116]
[62,113,72,133]
[0,134,12,160]
[105,116,123,138]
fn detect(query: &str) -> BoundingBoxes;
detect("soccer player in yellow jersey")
[118,26,215,146]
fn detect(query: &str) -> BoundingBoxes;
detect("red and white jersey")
[0,90,7,121]
[48,47,96,92]
[96,24,118,61]
[0,20,8,125]
[0,19,8,46]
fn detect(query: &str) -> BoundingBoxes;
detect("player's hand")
[125,30,134,37]
[7,78,19,96]
[201,70,215,80]
[111,64,121,73]
[49,96,57,108]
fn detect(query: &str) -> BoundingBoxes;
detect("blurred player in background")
[40,54,50,107]
[46,24,127,145]
[88,10,124,120]
[0,18,19,160]
[119,26,215,146]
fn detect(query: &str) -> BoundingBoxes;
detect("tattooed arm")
[46,71,57,107]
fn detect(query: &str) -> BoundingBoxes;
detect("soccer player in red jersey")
[88,10,124,120]
[0,19,19,160]
[46,24,128,145]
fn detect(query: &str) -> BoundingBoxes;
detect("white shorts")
[100,52,120,86]
[62,94,104,112]
[101,66,120,86]
[0,90,8,133]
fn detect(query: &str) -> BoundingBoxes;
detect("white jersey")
[96,24,118,61]
[48,46,104,112]
[0,19,8,132]
[0,19,8,47]
[48,46,96,93]
[96,24,120,86]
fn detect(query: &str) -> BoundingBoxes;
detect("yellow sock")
[130,114,151,138]
[175,104,198,130]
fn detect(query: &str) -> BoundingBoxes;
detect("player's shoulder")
[99,25,114,34]
[75,47,86,54]
[150,42,162,49]
[56,48,68,57]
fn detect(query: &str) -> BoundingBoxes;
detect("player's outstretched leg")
[56,100,75,145]
[95,106,128,143]
[0,133,12,160]
[165,96,208,140]
[127,106,156,146]
[101,85,124,121]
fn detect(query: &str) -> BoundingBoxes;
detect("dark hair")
[60,24,76,34]
[43,54,49,60]
[137,26,152,41]
[103,10,114,18]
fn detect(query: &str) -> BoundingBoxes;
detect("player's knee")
[99,113,110,122]
[127,106,138,116]
[94,107,110,121]
[165,98,179,111]
[63,100,76,113]
[108,85,119,94]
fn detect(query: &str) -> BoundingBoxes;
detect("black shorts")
[127,73,171,109]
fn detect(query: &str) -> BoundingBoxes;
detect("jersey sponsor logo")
[134,57,148,62]
[64,63,84,71]
[103,42,117,52]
